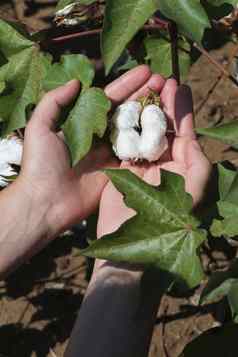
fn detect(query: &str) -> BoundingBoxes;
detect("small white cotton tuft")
[0,136,23,187]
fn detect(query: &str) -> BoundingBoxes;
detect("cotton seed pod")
[0,136,23,187]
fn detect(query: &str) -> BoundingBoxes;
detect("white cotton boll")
[140,135,168,162]
[139,104,168,162]
[112,101,142,130]
[111,128,140,161]
[140,105,167,135]
[111,101,168,162]
[0,163,17,187]
[0,136,23,166]
[0,136,23,187]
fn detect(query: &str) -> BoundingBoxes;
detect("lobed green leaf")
[144,36,191,80]
[82,169,206,289]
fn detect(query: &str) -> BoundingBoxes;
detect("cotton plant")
[110,92,168,162]
[0,136,23,188]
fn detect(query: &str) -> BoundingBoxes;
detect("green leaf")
[217,163,237,201]
[0,20,33,58]
[43,54,95,91]
[0,47,51,135]
[200,259,238,304]
[228,281,238,322]
[144,36,191,80]
[102,0,159,74]
[196,121,238,149]
[0,20,52,135]
[180,323,238,357]
[0,81,6,94]
[63,87,111,165]
[158,0,211,44]
[210,164,238,239]
[82,169,206,289]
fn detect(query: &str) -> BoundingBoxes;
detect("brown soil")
[1,2,238,357]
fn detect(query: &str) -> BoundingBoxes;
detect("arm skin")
[0,65,156,279]
[65,79,212,357]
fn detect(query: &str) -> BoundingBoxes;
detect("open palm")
[97,76,211,238]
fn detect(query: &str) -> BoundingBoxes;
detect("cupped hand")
[18,65,161,235]
[97,76,212,238]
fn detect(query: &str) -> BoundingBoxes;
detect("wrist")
[0,177,55,278]
[13,175,55,239]
[16,172,71,238]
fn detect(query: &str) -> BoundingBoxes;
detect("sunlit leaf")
[102,0,159,74]
[43,54,95,91]
[63,87,111,165]
[158,0,211,44]
[144,36,191,80]
[82,169,206,289]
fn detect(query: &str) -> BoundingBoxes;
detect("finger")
[30,80,80,131]
[104,65,151,104]
[160,78,178,131]
[175,85,196,140]
[128,74,165,101]
[172,85,196,163]
[185,140,212,205]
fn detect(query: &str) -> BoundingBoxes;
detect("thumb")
[30,80,80,131]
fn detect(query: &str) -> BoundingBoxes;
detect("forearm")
[65,262,165,357]
[0,178,54,279]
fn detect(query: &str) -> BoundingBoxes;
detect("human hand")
[97,76,212,238]
[18,65,161,236]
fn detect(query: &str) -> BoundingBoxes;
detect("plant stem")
[51,28,102,43]
[168,22,180,84]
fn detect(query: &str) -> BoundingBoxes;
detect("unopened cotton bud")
[112,101,142,130]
